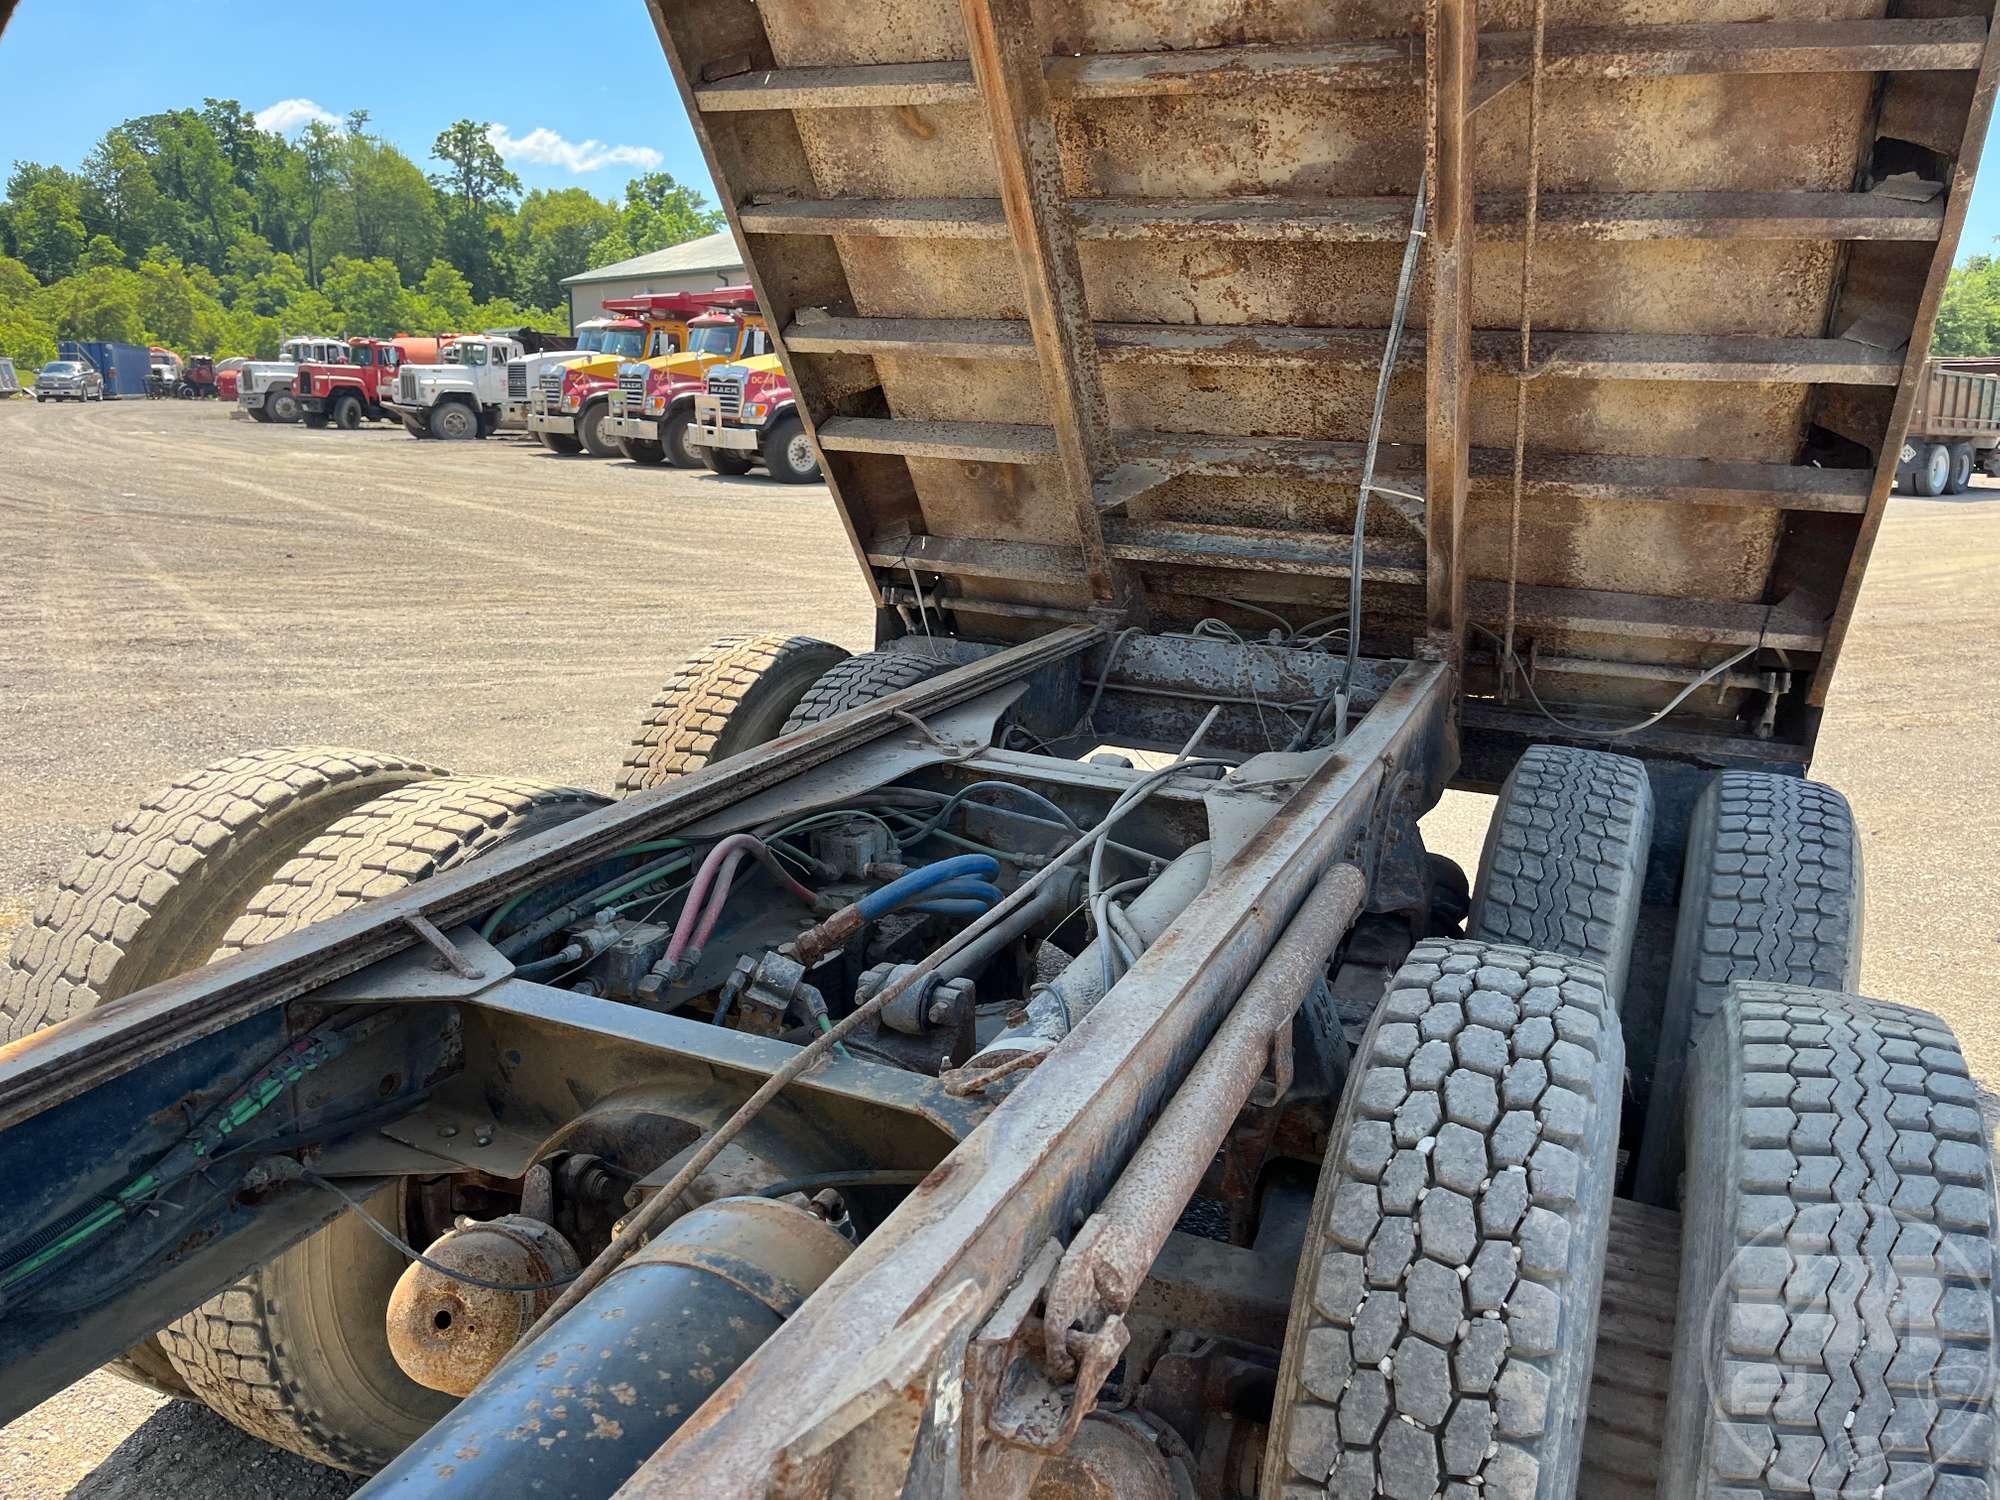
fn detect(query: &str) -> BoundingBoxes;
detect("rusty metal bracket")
[770,1278,985,1499]
[970,1243,1132,1461]
[404,914,479,978]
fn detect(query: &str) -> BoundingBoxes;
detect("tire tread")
[1663,983,1998,1498]
[1469,745,1652,1004]
[1267,937,1624,1499]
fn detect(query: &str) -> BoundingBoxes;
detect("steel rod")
[1039,862,1367,1372]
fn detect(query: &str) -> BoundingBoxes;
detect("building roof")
[562,229,744,287]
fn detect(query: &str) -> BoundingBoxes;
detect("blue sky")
[4,1,2000,262]
[0,1,712,205]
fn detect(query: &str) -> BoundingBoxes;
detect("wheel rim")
[1927,446,1951,490]
[272,393,298,421]
[788,434,817,474]
[440,407,474,439]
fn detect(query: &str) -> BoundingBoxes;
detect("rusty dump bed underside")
[653,0,1998,775]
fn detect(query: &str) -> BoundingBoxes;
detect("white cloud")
[255,98,343,134]
[484,123,662,175]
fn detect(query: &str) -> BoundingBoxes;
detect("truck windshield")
[353,347,374,367]
[574,328,608,354]
[42,363,79,374]
[602,329,646,359]
[688,324,739,357]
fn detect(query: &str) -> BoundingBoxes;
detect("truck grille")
[400,369,418,404]
[508,363,527,400]
[539,368,565,410]
[619,367,648,415]
[707,370,744,420]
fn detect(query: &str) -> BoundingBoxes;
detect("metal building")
[560,229,746,329]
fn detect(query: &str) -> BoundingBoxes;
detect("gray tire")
[0,747,443,1394]
[429,401,478,441]
[779,645,959,734]
[577,402,617,458]
[1660,983,1999,1497]
[266,387,300,424]
[1264,938,1624,1499]
[159,777,609,1472]
[1949,442,1976,494]
[663,407,699,468]
[1913,442,1952,497]
[1,746,442,1039]
[1468,744,1653,1007]
[1633,772,1862,1204]
[616,633,851,793]
[761,414,822,484]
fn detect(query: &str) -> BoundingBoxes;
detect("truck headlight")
[646,394,666,415]
[742,402,768,422]
[562,390,580,413]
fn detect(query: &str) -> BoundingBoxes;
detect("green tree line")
[0,101,724,369]
[1934,253,2000,356]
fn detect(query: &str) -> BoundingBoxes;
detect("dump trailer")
[1897,355,2000,492]
[0,3,1996,1499]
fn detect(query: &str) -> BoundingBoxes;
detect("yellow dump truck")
[599,295,774,467]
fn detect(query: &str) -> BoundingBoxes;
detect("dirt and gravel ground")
[0,397,1994,1493]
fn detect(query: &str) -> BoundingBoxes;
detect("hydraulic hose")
[507,750,1230,1357]
[855,854,999,918]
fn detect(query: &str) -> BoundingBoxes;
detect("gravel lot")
[0,397,1995,1493]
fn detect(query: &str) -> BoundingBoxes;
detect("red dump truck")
[295,336,455,430]
[1897,356,2000,492]
[2,4,1998,1499]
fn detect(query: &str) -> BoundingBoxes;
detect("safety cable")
[1501,0,1551,697]
[1473,625,1757,740]
[301,1169,580,1293]
[1290,168,1429,753]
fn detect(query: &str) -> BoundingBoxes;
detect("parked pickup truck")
[383,334,526,440]
[603,298,771,466]
[687,353,821,483]
[238,337,351,424]
[532,291,754,458]
[295,336,453,430]
[1896,356,2000,494]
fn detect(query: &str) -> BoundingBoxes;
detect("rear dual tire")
[1662,984,2000,1497]
[157,777,608,1472]
[1468,745,1653,1007]
[1266,938,1625,1498]
[616,633,851,791]
[1634,771,1863,1202]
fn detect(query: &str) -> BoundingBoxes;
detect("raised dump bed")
[0,4,1993,1499]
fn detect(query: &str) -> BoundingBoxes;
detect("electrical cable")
[1293,166,1429,753]
[1472,625,1758,740]
[899,782,1082,841]
[300,1169,581,1293]
[754,1169,930,1199]
[504,716,1230,1358]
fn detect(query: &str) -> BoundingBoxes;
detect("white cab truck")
[385,335,526,440]
[237,337,351,424]
[500,319,618,432]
